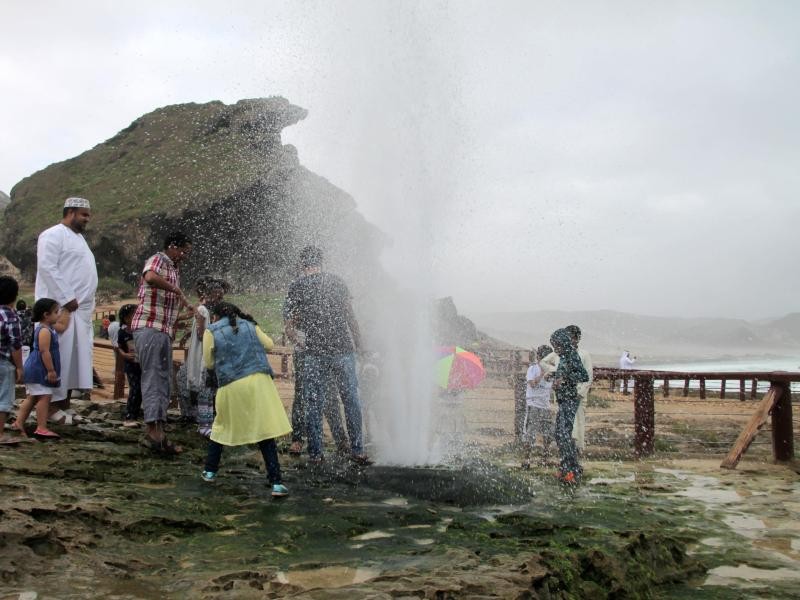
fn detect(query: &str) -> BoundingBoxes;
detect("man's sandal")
[141,436,183,456]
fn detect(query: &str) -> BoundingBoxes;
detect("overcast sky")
[1,1,798,320]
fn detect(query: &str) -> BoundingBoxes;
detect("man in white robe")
[619,350,636,392]
[35,198,98,413]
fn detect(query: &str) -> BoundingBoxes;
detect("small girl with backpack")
[201,302,292,497]
[15,298,71,438]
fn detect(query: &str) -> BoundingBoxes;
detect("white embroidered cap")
[64,197,91,209]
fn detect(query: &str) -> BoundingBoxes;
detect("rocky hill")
[0,191,9,212]
[2,98,384,291]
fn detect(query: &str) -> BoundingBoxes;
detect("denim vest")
[208,317,273,387]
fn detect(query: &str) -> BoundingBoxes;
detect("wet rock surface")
[1,406,798,598]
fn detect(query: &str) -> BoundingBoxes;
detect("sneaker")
[288,441,303,455]
[122,420,140,428]
[201,471,217,483]
[561,471,577,485]
[271,483,289,498]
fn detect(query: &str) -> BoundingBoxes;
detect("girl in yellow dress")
[201,302,292,497]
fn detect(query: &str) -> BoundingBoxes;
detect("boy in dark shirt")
[0,277,23,443]
[550,328,589,484]
[116,304,143,426]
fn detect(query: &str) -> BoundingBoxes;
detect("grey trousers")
[133,327,172,424]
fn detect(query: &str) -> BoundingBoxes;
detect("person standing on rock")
[619,350,636,392]
[550,328,589,484]
[565,325,592,453]
[131,232,193,454]
[35,197,98,422]
[284,245,370,465]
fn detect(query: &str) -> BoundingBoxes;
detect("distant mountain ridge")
[471,309,800,363]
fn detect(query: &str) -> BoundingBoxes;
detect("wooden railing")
[514,367,798,465]
[593,367,797,400]
[94,340,293,400]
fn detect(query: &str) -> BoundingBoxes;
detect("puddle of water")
[413,538,435,545]
[351,530,394,541]
[277,566,381,589]
[404,524,432,529]
[437,517,453,533]
[676,476,741,504]
[587,474,635,486]
[704,564,800,587]
[278,515,304,522]
[654,468,689,480]
[477,505,522,522]
[382,497,409,507]
[214,529,238,537]
[753,538,800,560]
[722,514,765,539]
[699,537,726,547]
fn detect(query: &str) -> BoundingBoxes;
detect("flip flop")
[33,429,61,439]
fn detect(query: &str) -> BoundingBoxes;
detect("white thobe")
[35,224,98,402]
[619,352,635,392]
[574,348,592,450]
[540,349,592,448]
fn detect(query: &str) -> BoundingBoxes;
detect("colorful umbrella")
[436,346,486,390]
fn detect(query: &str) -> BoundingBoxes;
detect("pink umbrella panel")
[436,346,486,390]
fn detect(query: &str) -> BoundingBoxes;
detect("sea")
[632,356,800,394]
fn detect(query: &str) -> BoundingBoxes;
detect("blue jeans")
[555,397,581,475]
[291,351,348,448]
[204,438,282,484]
[303,353,363,458]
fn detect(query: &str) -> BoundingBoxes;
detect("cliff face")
[2,98,384,289]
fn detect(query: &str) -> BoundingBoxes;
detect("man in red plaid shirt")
[132,232,193,454]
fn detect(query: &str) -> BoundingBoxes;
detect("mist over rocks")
[473,309,800,362]
[1,97,384,290]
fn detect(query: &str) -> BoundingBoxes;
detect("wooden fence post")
[683,378,690,397]
[771,381,794,463]
[739,379,745,401]
[634,375,655,457]
[699,378,706,399]
[720,379,726,399]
